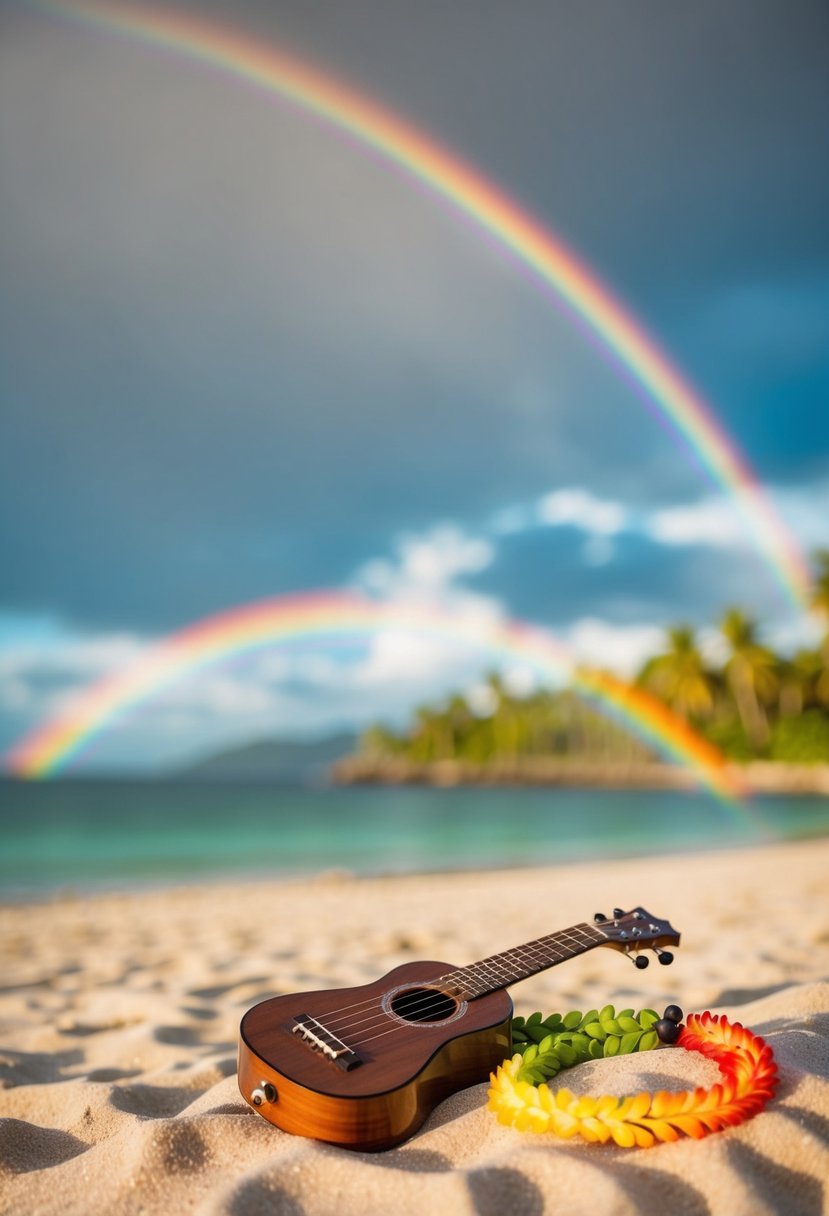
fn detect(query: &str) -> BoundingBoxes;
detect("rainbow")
[5,591,747,807]
[32,0,809,609]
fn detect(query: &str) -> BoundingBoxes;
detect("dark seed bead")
[663,1004,684,1024]
[655,1018,682,1044]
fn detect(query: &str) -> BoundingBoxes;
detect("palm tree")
[811,550,829,690]
[485,671,520,758]
[361,723,400,757]
[412,705,451,761]
[445,693,472,757]
[810,549,829,624]
[637,625,715,723]
[778,649,824,717]
[719,609,778,751]
[523,689,558,756]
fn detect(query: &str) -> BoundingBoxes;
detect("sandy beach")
[1,838,828,1215]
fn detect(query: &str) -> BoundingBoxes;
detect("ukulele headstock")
[593,907,680,969]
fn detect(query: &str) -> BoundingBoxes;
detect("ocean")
[2,778,828,900]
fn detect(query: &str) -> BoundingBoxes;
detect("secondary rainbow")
[33,0,809,608]
[5,591,746,807]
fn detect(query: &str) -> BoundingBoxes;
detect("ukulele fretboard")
[440,922,606,999]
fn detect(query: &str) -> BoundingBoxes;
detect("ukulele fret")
[442,923,606,999]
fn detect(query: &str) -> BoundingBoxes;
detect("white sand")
[1,838,828,1215]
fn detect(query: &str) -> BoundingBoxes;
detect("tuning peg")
[613,907,624,918]
[654,948,674,966]
[593,912,608,923]
[632,953,649,969]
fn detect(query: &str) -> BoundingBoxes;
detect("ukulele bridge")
[292,1013,362,1071]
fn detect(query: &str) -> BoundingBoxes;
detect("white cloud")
[0,632,144,679]
[774,479,829,550]
[537,488,627,536]
[563,618,666,678]
[765,614,824,656]
[642,479,829,565]
[645,498,744,548]
[492,480,828,583]
[355,524,495,600]
[0,630,149,732]
[351,631,459,689]
[345,525,510,711]
[164,673,278,717]
[466,681,498,717]
[0,628,294,753]
[503,665,538,697]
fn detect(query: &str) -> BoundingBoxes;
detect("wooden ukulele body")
[238,960,512,1151]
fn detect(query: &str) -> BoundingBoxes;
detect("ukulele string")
[322,931,598,1044]
[316,928,600,1033]
[348,931,653,1051]
[350,1010,462,1050]
[323,947,557,1038]
[318,936,578,1035]
[346,937,602,1049]
[319,930,601,1039]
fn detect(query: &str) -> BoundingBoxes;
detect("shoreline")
[332,755,829,794]
[6,828,829,907]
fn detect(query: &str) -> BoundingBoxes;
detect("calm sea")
[1,779,828,899]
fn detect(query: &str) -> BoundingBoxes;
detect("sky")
[1,0,828,771]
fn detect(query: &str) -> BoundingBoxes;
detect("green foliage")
[702,717,755,761]
[510,1005,662,1085]
[360,685,660,766]
[769,710,829,763]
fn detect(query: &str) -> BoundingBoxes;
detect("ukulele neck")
[442,922,606,1000]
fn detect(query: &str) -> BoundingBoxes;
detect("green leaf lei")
[511,1005,661,1084]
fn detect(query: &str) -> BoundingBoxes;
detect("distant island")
[331,754,829,796]
[334,551,829,795]
[174,731,357,784]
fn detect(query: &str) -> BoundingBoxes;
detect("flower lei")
[488,1005,777,1147]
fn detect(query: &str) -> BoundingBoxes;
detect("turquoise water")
[1,778,828,898]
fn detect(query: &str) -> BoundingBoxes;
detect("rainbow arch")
[5,591,747,808]
[33,0,809,609]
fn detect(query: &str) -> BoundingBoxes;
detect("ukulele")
[237,906,679,1151]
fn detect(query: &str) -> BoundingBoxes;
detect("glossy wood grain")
[238,960,512,1151]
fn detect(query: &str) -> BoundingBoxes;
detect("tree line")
[360,550,829,766]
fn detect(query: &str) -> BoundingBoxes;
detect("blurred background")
[1,0,828,893]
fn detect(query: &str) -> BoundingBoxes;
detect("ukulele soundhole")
[384,985,466,1026]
